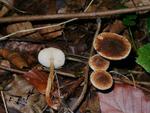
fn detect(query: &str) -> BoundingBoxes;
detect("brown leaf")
[0,48,28,69]
[4,74,46,113]
[23,69,48,94]
[61,77,84,99]
[4,41,46,54]
[13,0,56,14]
[0,5,10,17]
[98,83,150,113]
[0,106,5,113]
[80,92,101,113]
[6,22,43,40]
[37,24,64,40]
[103,20,126,34]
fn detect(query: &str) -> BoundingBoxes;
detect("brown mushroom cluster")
[89,32,131,90]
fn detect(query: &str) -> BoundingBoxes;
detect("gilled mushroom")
[93,32,131,60]
[89,54,110,71]
[38,47,65,109]
[38,47,65,69]
[90,70,113,90]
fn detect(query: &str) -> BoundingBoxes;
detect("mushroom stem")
[45,61,55,107]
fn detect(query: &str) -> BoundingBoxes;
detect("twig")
[71,18,101,111]
[66,53,88,59]
[66,56,86,64]
[0,64,77,78]
[1,91,9,113]
[129,73,136,88]
[0,5,150,23]
[56,70,76,78]
[114,77,150,93]
[0,65,25,74]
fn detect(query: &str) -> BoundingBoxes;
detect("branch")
[0,5,150,23]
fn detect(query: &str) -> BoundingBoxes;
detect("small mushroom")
[93,32,131,60]
[90,70,113,90]
[89,54,110,71]
[38,47,65,109]
[38,47,65,69]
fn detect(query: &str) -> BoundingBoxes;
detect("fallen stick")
[0,5,150,23]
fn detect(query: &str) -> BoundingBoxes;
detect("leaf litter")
[0,0,150,113]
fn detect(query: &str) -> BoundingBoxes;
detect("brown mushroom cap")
[93,32,131,60]
[90,70,113,90]
[89,54,110,71]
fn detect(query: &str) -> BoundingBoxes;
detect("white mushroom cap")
[38,47,65,69]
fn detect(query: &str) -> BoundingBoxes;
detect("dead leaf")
[98,83,150,113]
[0,5,10,17]
[4,41,46,54]
[80,91,101,113]
[0,106,5,113]
[61,77,84,99]
[37,24,64,40]
[13,0,56,14]
[103,20,126,34]
[6,22,43,40]
[23,69,48,94]
[4,74,46,113]
[0,48,28,69]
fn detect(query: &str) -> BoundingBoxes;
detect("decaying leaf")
[61,77,84,99]
[23,69,62,110]
[103,20,126,34]
[80,91,101,113]
[23,69,48,94]
[4,74,46,113]
[13,0,55,14]
[0,5,10,17]
[0,48,28,69]
[4,41,46,54]
[0,106,5,113]
[124,0,150,7]
[37,24,64,40]
[6,22,43,40]
[98,83,150,113]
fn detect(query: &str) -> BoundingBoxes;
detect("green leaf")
[122,14,137,26]
[136,43,150,73]
[147,17,150,33]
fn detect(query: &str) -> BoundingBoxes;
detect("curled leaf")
[0,48,28,69]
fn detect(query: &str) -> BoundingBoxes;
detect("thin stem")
[1,91,9,113]
[45,62,55,108]
[128,27,137,51]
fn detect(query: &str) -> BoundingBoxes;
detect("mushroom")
[38,47,65,69]
[38,47,65,109]
[93,32,131,60]
[89,54,110,71]
[90,70,113,90]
